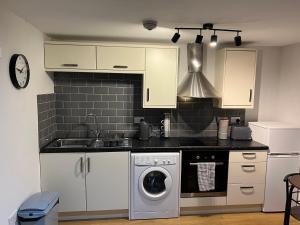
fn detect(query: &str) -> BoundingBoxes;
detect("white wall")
[275,43,300,125]
[0,6,53,225]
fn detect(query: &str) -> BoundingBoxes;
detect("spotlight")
[234,33,242,46]
[195,29,203,44]
[171,30,180,43]
[210,31,217,47]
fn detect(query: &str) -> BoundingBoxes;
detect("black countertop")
[40,137,268,153]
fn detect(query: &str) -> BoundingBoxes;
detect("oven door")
[181,152,229,197]
[139,167,172,201]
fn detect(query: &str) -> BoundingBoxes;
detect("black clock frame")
[9,54,30,89]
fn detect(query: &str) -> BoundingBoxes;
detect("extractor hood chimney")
[177,43,219,98]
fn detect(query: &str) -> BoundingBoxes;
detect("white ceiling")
[3,0,300,46]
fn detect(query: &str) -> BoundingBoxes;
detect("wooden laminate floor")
[60,213,300,225]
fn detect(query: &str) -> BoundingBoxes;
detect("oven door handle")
[189,162,224,166]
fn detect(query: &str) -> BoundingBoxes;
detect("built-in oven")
[181,150,229,197]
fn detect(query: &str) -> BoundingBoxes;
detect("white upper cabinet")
[44,43,97,70]
[215,48,257,108]
[97,46,145,71]
[143,47,178,108]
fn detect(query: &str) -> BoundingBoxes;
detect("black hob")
[179,138,220,147]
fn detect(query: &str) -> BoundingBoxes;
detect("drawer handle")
[240,186,254,194]
[113,65,128,69]
[242,152,256,159]
[62,63,78,67]
[241,165,256,172]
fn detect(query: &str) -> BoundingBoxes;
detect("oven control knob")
[196,156,200,160]
[154,159,158,164]
[167,160,171,164]
[162,160,166,164]
[211,155,215,160]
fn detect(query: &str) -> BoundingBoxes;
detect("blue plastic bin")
[18,192,59,225]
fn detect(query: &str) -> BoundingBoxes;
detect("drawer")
[45,44,97,70]
[97,46,145,71]
[228,162,266,184]
[227,183,265,205]
[229,151,267,163]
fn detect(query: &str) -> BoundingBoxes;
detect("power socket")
[133,116,144,124]
[230,116,241,125]
[8,210,18,225]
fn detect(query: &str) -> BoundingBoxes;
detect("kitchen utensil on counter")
[161,113,171,138]
[139,119,152,141]
[217,117,229,140]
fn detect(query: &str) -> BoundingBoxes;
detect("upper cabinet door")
[223,50,256,107]
[215,48,257,109]
[143,48,178,108]
[97,46,145,71]
[44,44,97,70]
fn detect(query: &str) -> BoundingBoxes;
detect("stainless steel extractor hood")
[177,43,219,98]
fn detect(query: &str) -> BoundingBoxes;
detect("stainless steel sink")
[55,138,94,148]
[50,138,132,149]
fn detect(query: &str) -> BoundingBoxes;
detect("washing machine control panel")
[134,155,177,166]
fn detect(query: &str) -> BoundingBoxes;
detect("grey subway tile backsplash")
[37,72,245,142]
[37,93,57,147]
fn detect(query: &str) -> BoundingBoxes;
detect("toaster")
[230,126,252,141]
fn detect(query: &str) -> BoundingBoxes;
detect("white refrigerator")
[249,121,300,212]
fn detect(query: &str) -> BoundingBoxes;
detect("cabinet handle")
[113,65,128,69]
[62,63,78,67]
[249,89,253,102]
[241,165,256,172]
[242,152,256,159]
[80,157,83,173]
[87,157,90,173]
[147,88,150,102]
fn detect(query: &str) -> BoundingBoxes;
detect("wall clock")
[9,54,30,89]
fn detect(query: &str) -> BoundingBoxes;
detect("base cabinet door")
[40,153,86,212]
[85,152,129,211]
[143,47,178,108]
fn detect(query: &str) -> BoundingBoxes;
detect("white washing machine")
[130,152,180,220]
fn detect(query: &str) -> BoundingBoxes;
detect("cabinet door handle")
[80,157,83,173]
[249,89,253,102]
[147,88,150,102]
[242,152,256,159]
[87,157,90,173]
[241,165,256,172]
[62,63,78,67]
[113,65,128,69]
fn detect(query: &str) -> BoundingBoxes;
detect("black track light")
[195,29,203,44]
[171,30,180,43]
[234,32,242,46]
[210,31,217,47]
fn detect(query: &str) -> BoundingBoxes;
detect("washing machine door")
[139,167,172,201]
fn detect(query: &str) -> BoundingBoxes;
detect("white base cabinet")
[40,152,129,212]
[40,153,86,212]
[86,152,129,211]
[227,151,267,205]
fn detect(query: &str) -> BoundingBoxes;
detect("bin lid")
[18,192,59,219]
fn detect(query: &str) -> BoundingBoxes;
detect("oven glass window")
[143,171,166,194]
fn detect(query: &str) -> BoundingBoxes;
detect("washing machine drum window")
[139,167,172,201]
